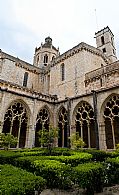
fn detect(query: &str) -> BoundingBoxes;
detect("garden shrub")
[81,149,108,162]
[0,164,46,195]
[73,162,105,195]
[54,153,92,166]
[13,152,92,171]
[106,157,119,185]
[33,159,72,189]
[49,147,71,156]
[0,150,22,164]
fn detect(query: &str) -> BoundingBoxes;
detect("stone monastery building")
[0,26,119,150]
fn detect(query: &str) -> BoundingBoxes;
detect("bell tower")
[33,37,59,68]
[95,26,117,63]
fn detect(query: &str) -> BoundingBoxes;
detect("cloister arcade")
[1,94,119,150]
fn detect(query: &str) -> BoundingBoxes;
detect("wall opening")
[35,108,50,147]
[104,95,119,149]
[3,102,28,148]
[58,107,68,147]
[75,102,96,148]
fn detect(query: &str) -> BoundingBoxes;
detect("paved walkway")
[40,185,119,195]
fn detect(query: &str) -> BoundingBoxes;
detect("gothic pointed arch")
[2,100,30,148]
[57,106,68,147]
[35,105,51,147]
[73,101,96,148]
[102,94,119,149]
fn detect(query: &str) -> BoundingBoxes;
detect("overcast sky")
[0,0,119,63]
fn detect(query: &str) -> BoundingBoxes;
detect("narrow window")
[61,63,65,81]
[100,78,102,87]
[102,48,106,53]
[23,72,28,87]
[101,36,105,45]
[52,56,55,61]
[44,54,48,66]
[37,56,39,64]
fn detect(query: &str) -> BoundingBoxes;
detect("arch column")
[111,119,115,149]
[99,121,107,150]
[87,122,91,148]
[25,124,34,148]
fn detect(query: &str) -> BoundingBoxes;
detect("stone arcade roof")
[0,50,45,74]
[85,60,119,83]
[0,78,58,103]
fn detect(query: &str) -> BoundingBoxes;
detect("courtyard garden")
[1,146,119,194]
[1,132,119,195]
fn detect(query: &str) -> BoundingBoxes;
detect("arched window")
[104,95,119,149]
[61,63,65,81]
[58,107,68,147]
[23,72,28,87]
[35,108,50,147]
[44,54,48,65]
[3,102,28,148]
[52,56,55,61]
[75,102,96,148]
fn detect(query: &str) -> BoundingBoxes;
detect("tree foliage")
[69,132,85,149]
[0,133,18,150]
[38,125,58,149]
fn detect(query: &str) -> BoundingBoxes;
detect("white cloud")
[0,0,119,62]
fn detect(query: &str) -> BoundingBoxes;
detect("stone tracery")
[3,102,28,148]
[35,107,50,147]
[58,107,68,147]
[75,102,96,148]
[104,95,119,149]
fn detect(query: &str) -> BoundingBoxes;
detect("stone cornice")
[85,60,119,85]
[51,42,109,67]
[0,79,58,102]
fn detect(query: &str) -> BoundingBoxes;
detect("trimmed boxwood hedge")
[0,164,46,195]
[106,156,119,185]
[33,159,72,189]
[73,162,105,194]
[12,152,92,171]
[0,150,22,164]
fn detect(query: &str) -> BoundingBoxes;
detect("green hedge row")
[73,162,105,194]
[33,160,72,189]
[106,156,119,185]
[0,164,46,195]
[12,152,92,171]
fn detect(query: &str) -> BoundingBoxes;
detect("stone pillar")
[0,121,3,133]
[25,124,35,148]
[53,106,58,147]
[99,121,107,150]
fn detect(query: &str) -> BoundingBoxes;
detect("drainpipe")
[91,90,99,150]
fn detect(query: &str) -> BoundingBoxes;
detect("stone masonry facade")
[0,26,119,150]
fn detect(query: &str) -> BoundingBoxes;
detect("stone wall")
[49,44,108,100]
[85,60,119,93]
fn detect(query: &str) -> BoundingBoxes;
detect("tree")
[69,132,85,149]
[0,133,18,150]
[38,125,58,150]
